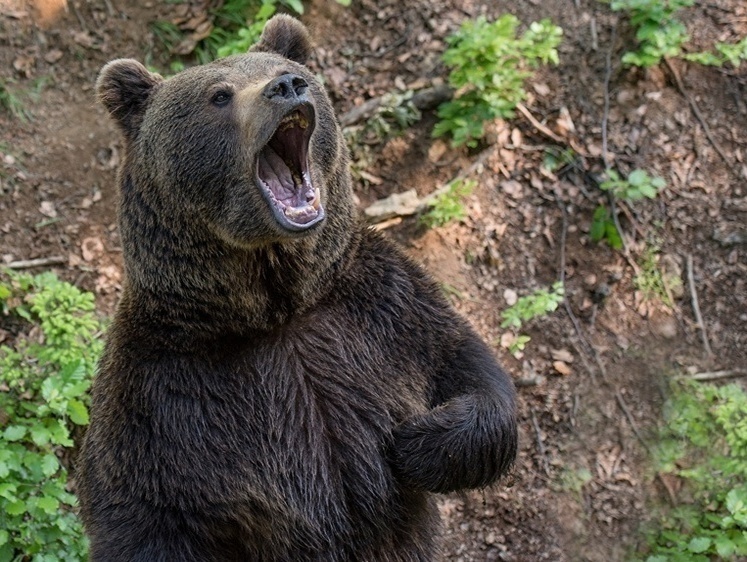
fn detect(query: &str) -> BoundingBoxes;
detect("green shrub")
[600,169,665,202]
[591,169,665,250]
[499,282,564,355]
[639,380,747,561]
[419,178,475,228]
[684,37,747,67]
[0,272,104,561]
[434,15,562,148]
[500,281,565,330]
[610,0,694,67]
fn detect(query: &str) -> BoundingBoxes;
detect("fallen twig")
[339,84,454,128]
[515,103,564,144]
[686,254,713,357]
[689,369,747,382]
[664,58,732,168]
[615,392,651,453]
[530,407,550,476]
[5,256,66,270]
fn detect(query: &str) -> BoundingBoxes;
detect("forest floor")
[1,0,746,560]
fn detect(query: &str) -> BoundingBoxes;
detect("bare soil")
[1,0,746,560]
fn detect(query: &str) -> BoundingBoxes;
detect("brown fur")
[77,16,517,561]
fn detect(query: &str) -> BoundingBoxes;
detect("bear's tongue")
[257,118,320,226]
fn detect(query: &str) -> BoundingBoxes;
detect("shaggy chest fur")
[88,280,436,559]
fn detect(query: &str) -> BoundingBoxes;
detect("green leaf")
[281,0,304,14]
[714,536,736,557]
[41,453,59,477]
[30,425,52,447]
[3,425,27,442]
[687,537,711,553]
[5,500,26,515]
[37,495,60,514]
[67,399,89,425]
[0,530,8,547]
[627,169,647,186]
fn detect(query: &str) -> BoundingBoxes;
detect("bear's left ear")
[96,59,163,140]
[250,14,312,65]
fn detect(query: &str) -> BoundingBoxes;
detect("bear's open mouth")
[256,103,324,231]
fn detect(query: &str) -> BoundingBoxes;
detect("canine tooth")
[312,188,321,210]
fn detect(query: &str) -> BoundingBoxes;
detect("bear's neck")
[116,181,358,344]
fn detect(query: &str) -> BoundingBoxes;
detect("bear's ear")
[96,59,163,139]
[250,15,312,65]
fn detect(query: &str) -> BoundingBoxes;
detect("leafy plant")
[600,169,665,201]
[590,205,623,249]
[344,90,422,182]
[0,271,104,561]
[639,380,747,561]
[419,178,475,228]
[500,282,565,330]
[434,15,562,148]
[610,0,694,67]
[684,37,747,67]
[499,282,564,355]
[591,169,665,250]
[207,0,280,61]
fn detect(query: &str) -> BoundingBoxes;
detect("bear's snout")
[262,74,309,102]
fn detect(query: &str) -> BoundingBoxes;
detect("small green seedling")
[419,179,476,228]
[434,14,562,147]
[500,281,565,329]
[591,169,665,250]
[600,169,665,201]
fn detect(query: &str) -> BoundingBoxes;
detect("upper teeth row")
[279,112,309,130]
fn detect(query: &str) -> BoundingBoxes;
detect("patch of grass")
[634,245,681,306]
[419,178,475,229]
[637,379,747,561]
[0,271,104,561]
[433,15,562,148]
[0,80,31,122]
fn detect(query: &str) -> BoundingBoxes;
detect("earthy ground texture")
[1,0,746,560]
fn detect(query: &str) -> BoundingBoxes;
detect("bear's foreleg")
[390,332,517,494]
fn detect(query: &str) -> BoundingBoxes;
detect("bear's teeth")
[312,188,321,210]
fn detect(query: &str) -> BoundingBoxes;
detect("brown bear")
[77,14,517,562]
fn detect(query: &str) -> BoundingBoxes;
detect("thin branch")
[689,369,747,382]
[664,58,732,168]
[5,256,66,270]
[530,407,550,476]
[615,392,651,452]
[686,254,713,357]
[515,103,564,144]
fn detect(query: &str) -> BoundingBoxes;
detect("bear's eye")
[211,90,233,107]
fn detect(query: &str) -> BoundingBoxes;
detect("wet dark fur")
[77,15,517,561]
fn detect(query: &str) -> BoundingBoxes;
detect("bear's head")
[97,15,352,249]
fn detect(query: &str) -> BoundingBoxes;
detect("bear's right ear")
[250,15,312,65]
[96,59,163,139]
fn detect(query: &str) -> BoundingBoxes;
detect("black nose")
[262,74,308,100]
